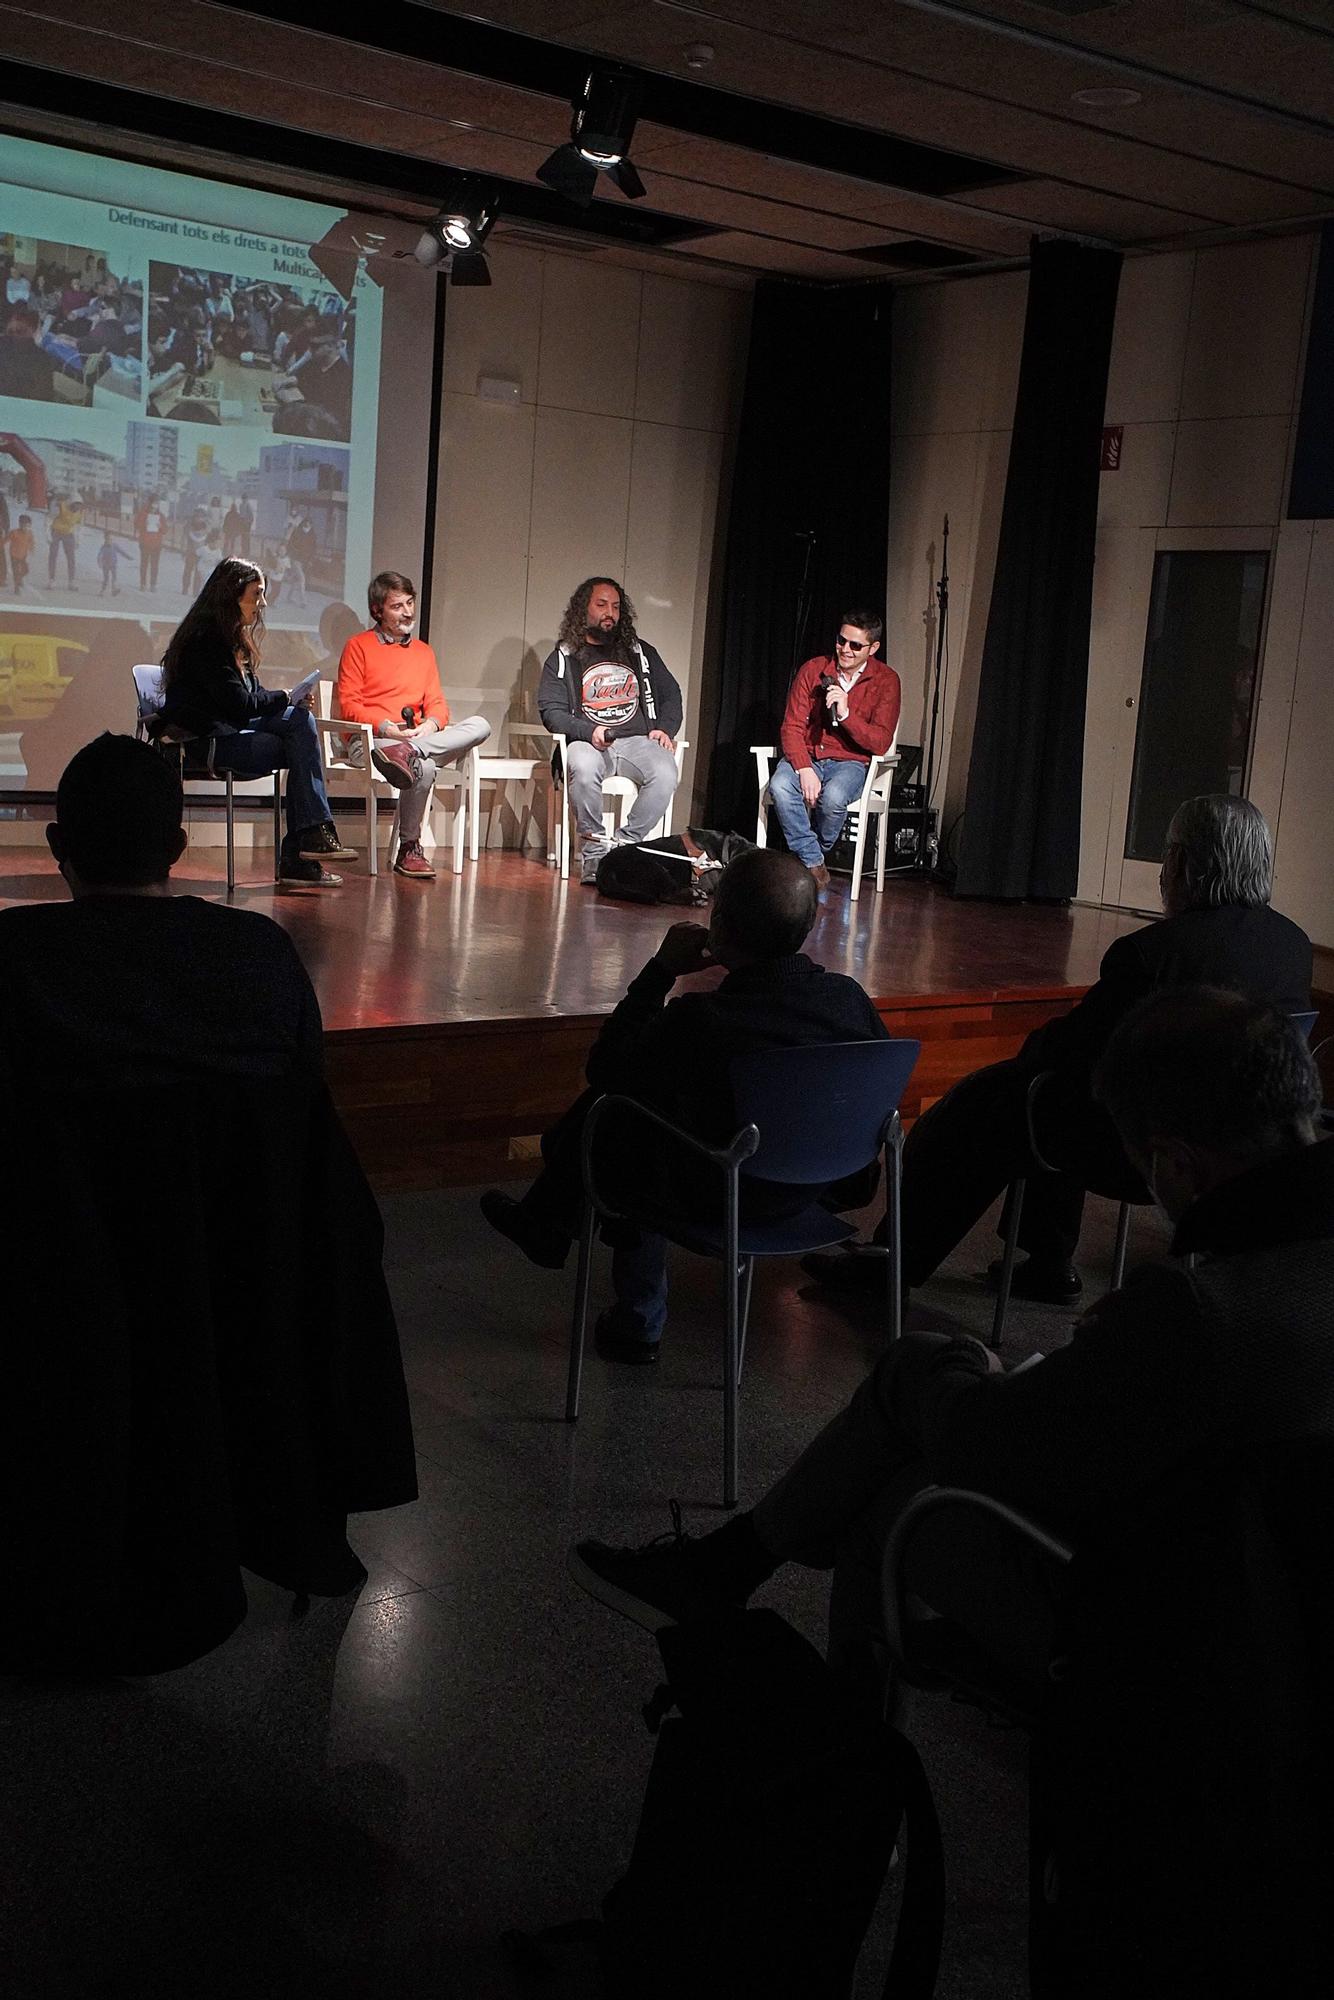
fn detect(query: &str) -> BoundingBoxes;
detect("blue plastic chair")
[564,1037,921,1508]
[992,1008,1323,1347]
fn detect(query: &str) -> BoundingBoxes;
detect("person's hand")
[408,721,436,740]
[379,720,412,740]
[590,724,612,751]
[649,728,677,752]
[654,923,713,980]
[825,684,850,724]
[798,766,822,808]
[299,688,318,712]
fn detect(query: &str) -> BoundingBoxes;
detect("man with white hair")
[804,794,1312,1302]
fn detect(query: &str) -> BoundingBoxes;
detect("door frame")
[1095,524,1278,914]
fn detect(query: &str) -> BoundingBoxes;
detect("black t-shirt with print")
[575,643,646,738]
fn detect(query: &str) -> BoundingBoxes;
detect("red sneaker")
[393,840,435,879]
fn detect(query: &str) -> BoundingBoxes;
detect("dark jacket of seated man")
[488,848,889,1267]
[861,794,1312,1287]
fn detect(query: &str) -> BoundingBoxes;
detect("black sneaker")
[985,1256,1082,1304]
[568,1503,743,1632]
[299,821,357,860]
[800,1243,885,1294]
[479,1188,570,1270]
[594,1310,660,1365]
[279,846,343,886]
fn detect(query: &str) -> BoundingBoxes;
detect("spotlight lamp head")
[537,67,647,208]
[414,177,500,269]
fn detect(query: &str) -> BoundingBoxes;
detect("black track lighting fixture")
[537,68,647,208]
[414,175,500,283]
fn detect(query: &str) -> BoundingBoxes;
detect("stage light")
[537,69,647,208]
[414,177,500,264]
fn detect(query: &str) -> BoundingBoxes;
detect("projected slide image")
[0,234,143,409]
[147,263,355,440]
[0,422,350,624]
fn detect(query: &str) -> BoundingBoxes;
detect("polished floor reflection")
[0,844,1144,1033]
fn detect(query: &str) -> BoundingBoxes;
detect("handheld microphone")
[401,704,417,727]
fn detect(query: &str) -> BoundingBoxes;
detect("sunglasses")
[836,635,871,651]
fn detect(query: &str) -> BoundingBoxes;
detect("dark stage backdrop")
[954,239,1122,902]
[703,279,892,831]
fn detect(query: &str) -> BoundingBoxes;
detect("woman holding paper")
[156,558,351,885]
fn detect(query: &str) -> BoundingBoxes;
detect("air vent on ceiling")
[845,240,981,270]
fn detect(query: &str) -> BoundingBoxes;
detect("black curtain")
[954,239,1122,901]
[703,279,892,831]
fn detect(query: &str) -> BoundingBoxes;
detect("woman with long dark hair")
[157,558,352,884]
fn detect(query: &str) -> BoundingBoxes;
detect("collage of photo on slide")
[0,233,358,785]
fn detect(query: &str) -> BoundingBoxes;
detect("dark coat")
[157,626,289,741]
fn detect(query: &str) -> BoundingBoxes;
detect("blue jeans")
[767,756,868,867]
[603,1224,668,1343]
[207,705,332,841]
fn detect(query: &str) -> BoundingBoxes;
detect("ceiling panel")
[0,0,1329,284]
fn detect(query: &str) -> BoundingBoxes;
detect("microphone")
[401,704,417,727]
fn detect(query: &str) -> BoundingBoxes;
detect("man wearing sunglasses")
[767,609,901,887]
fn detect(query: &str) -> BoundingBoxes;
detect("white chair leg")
[755,787,769,850]
[876,807,888,893]
[387,801,403,872]
[451,786,465,874]
[850,809,870,902]
[469,753,481,863]
[366,787,378,878]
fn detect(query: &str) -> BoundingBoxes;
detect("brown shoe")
[809,861,831,888]
[371,741,424,789]
[393,839,435,879]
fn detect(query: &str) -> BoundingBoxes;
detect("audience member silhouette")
[480,847,889,1358]
[804,794,1311,1304]
[1,735,416,1674]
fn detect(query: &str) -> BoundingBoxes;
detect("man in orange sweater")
[770,608,901,888]
[336,570,489,878]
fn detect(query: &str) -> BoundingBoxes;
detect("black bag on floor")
[596,828,755,906]
[509,1608,942,1998]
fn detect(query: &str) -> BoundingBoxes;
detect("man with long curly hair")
[538,577,683,883]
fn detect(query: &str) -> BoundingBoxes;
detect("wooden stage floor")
[0,846,1145,1186]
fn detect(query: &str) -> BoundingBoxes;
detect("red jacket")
[779,654,901,770]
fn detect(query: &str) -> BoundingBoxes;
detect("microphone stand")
[886,513,949,879]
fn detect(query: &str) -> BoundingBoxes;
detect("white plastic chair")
[752,738,900,901]
[314,681,465,875]
[469,719,556,863]
[546,733,690,879]
[132,664,282,892]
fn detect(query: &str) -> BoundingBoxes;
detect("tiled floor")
[1,1183,1170,1998]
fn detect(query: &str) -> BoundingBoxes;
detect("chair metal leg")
[736,1256,755,1386]
[723,1172,741,1508]
[991,1177,1025,1350]
[886,1116,904,1345]
[272,772,282,883]
[1110,1200,1132,1291]
[225,774,236,893]
[565,1200,598,1422]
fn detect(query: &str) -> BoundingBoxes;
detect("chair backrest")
[132,663,164,727]
[729,1039,920,1185]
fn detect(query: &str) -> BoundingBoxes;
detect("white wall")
[889,232,1334,947]
[428,241,749,839]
